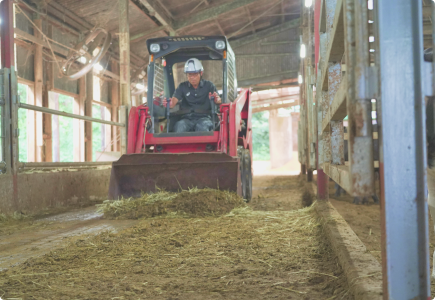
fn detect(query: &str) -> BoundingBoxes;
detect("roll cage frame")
[145,36,237,134]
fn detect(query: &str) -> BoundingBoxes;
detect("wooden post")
[111,60,120,152]
[119,0,131,107]
[34,15,45,162]
[74,77,86,162]
[119,0,131,155]
[85,73,93,161]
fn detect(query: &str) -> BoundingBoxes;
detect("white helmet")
[184,58,203,73]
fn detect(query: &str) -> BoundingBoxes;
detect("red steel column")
[314,0,328,200]
[1,0,15,68]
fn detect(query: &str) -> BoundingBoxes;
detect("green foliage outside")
[18,84,28,162]
[57,95,74,162]
[92,105,102,161]
[252,111,270,161]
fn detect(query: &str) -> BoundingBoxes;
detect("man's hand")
[209,92,221,104]
[162,97,178,109]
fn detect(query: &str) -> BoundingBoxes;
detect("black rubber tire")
[237,147,247,200]
[242,149,252,202]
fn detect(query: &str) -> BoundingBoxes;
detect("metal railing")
[0,67,127,174]
[19,161,112,169]
[299,0,430,297]
[315,0,375,196]
[18,103,125,127]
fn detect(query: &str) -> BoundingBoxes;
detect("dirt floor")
[0,175,352,300]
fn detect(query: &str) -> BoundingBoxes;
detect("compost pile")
[99,188,246,219]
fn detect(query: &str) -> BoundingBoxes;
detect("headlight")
[215,41,225,50]
[150,43,160,53]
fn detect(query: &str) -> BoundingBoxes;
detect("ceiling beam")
[251,93,299,102]
[190,0,209,14]
[136,0,175,34]
[48,1,93,29]
[173,0,263,31]
[155,0,174,19]
[251,83,298,91]
[244,7,256,34]
[252,97,298,106]
[215,19,225,35]
[281,1,285,23]
[236,52,297,58]
[130,25,168,42]
[229,18,300,49]
[237,70,298,87]
[227,0,281,38]
[252,102,299,113]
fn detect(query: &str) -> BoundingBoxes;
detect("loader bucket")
[108,153,240,199]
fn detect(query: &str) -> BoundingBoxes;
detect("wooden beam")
[237,70,298,87]
[173,0,263,31]
[251,83,298,91]
[322,163,351,194]
[46,5,88,32]
[52,88,78,99]
[136,0,175,34]
[130,25,168,42]
[14,28,69,57]
[228,0,282,38]
[252,97,298,106]
[245,7,256,34]
[236,52,297,58]
[93,99,112,108]
[229,19,300,49]
[322,77,347,133]
[280,0,285,23]
[189,0,209,14]
[155,0,174,19]
[260,40,299,46]
[48,1,94,30]
[215,19,225,35]
[252,102,298,113]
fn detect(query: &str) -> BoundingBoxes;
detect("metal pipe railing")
[19,161,112,169]
[18,102,126,127]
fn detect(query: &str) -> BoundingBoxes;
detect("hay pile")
[98,188,246,219]
[0,203,350,299]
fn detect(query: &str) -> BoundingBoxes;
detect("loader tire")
[237,147,247,200]
[242,149,252,202]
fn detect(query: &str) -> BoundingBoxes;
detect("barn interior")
[0,0,433,299]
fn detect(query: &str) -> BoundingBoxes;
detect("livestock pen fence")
[298,0,432,298]
[0,68,127,174]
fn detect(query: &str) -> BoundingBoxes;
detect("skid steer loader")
[108,36,253,201]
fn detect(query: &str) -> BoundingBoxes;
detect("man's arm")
[163,83,183,108]
[209,82,221,104]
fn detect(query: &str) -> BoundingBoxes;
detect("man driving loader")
[162,58,221,132]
